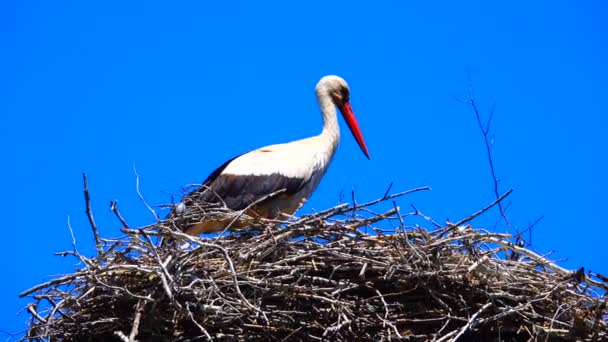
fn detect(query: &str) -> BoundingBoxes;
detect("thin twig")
[133,164,159,222]
[110,200,130,229]
[460,74,511,233]
[451,189,513,229]
[451,302,493,341]
[114,331,129,342]
[83,173,103,255]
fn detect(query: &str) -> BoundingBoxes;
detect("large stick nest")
[20,187,608,341]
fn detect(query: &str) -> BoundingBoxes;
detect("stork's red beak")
[339,102,371,159]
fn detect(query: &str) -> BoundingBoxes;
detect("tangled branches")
[19,184,608,341]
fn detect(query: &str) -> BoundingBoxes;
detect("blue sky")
[1,0,607,337]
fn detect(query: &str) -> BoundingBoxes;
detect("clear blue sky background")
[1,0,607,337]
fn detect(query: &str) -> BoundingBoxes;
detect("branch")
[449,189,513,230]
[133,165,159,222]
[110,200,130,229]
[459,74,511,233]
[83,173,103,255]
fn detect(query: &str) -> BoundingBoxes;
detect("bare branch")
[110,200,130,230]
[451,189,513,228]
[461,74,511,234]
[133,164,159,222]
[83,173,103,255]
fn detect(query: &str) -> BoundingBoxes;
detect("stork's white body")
[222,136,337,180]
[171,75,369,235]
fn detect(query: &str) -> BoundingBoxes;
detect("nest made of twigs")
[20,187,608,341]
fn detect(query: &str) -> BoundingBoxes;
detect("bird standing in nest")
[168,75,370,235]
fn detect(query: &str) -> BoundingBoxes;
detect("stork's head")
[316,75,370,159]
[317,75,351,106]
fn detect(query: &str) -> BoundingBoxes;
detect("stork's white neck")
[316,87,340,147]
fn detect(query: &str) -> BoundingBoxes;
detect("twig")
[114,331,129,342]
[128,300,146,342]
[20,274,79,298]
[140,230,180,309]
[383,182,394,198]
[66,216,87,267]
[83,173,103,255]
[172,230,261,314]
[133,164,159,222]
[187,304,213,340]
[110,200,130,229]
[451,189,513,229]
[486,236,607,290]
[356,186,431,210]
[460,75,511,233]
[213,188,287,242]
[451,302,493,341]
[27,305,47,324]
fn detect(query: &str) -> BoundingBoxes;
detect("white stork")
[171,75,370,235]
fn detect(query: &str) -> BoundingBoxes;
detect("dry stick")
[299,203,349,223]
[65,216,89,268]
[351,188,358,217]
[44,295,70,337]
[352,186,431,211]
[392,201,406,234]
[303,186,427,226]
[375,289,390,327]
[140,230,181,309]
[20,274,80,297]
[133,164,160,222]
[110,200,130,229]
[27,305,47,324]
[141,230,174,284]
[41,295,71,322]
[593,272,608,283]
[410,203,443,230]
[170,230,260,314]
[383,182,394,198]
[388,201,428,269]
[393,201,424,260]
[460,78,510,233]
[486,236,607,291]
[114,331,129,342]
[188,183,229,208]
[128,300,146,342]
[513,215,544,246]
[237,207,336,259]
[343,208,398,232]
[450,189,513,230]
[212,188,287,243]
[467,255,490,273]
[83,173,103,255]
[239,229,298,261]
[450,302,493,341]
[186,304,213,340]
[546,303,569,342]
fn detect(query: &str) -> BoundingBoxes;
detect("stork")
[170,75,370,235]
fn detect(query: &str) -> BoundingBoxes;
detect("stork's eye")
[341,88,350,102]
[331,91,343,103]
